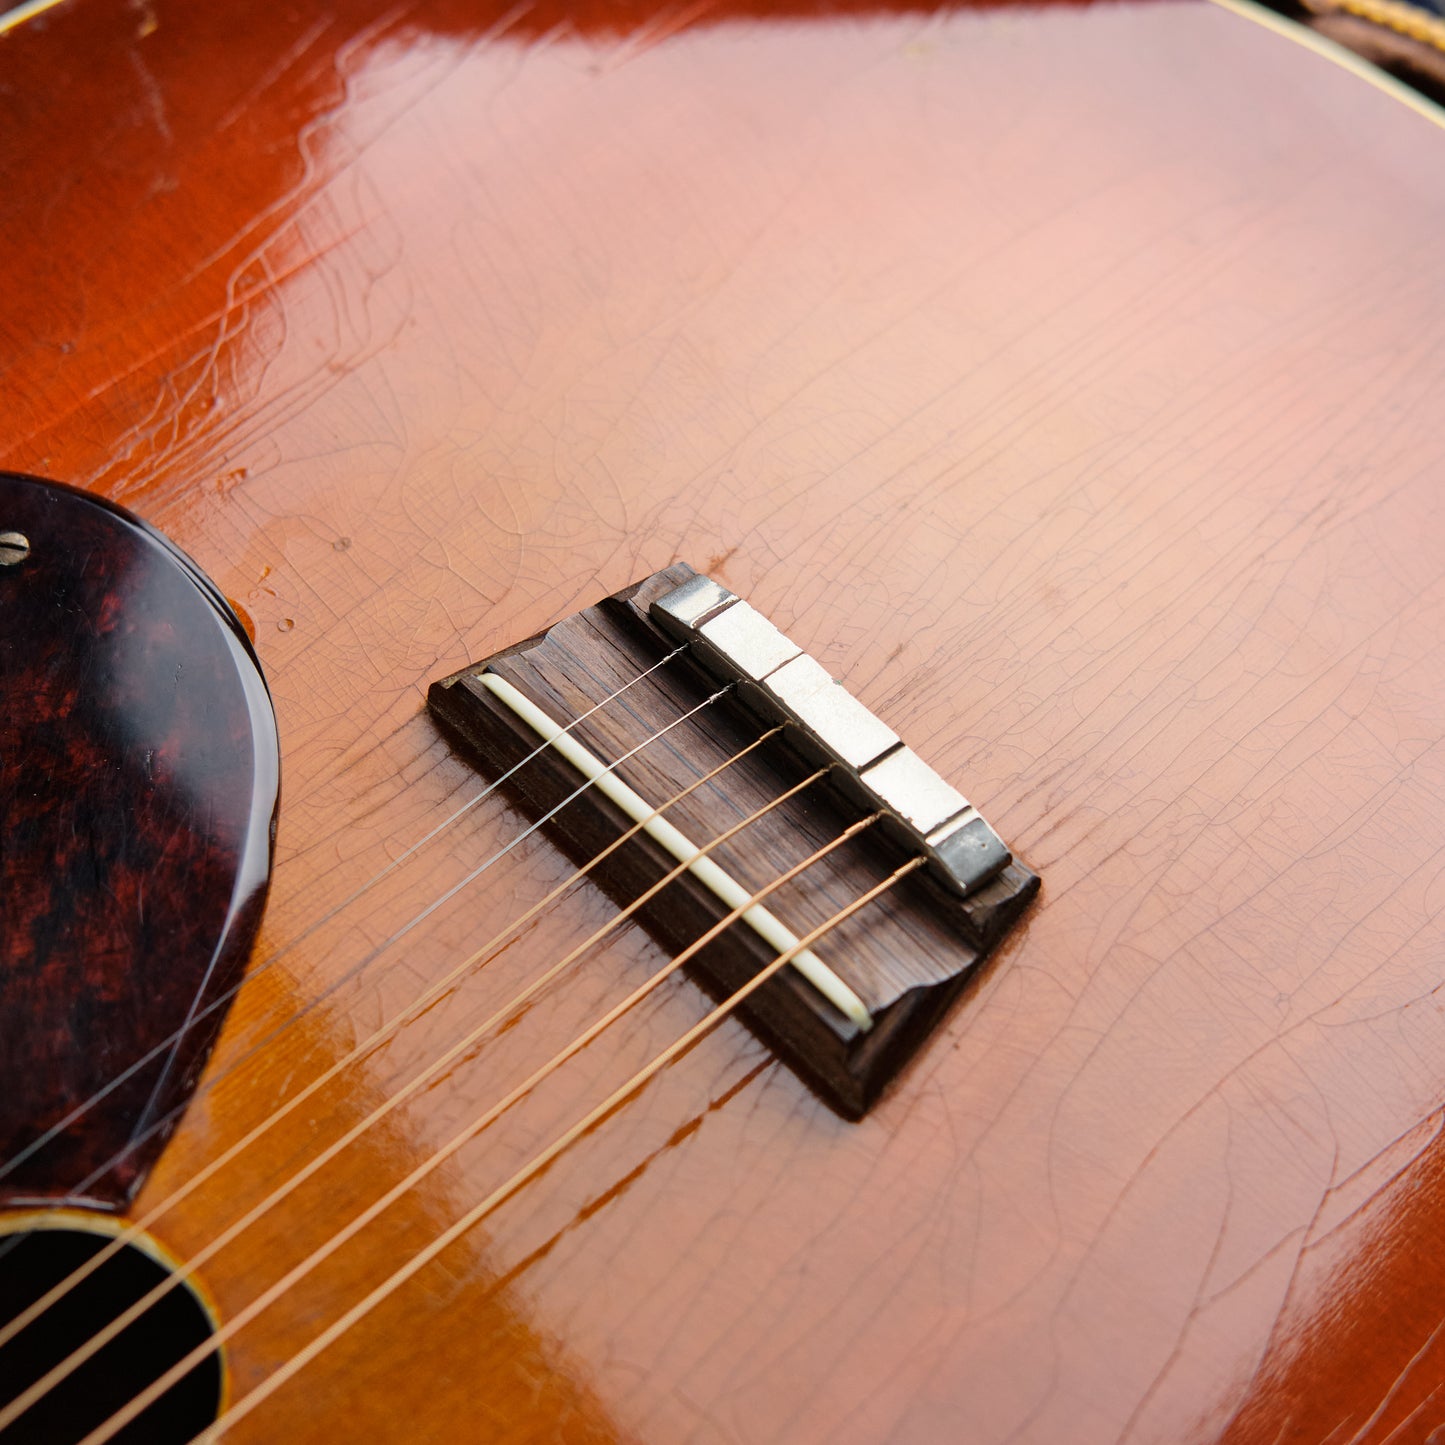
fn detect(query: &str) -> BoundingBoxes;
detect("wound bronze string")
[0,741,835,1434]
[1,672,725,1221]
[0,727,794,1377]
[200,855,923,1444]
[0,644,688,1188]
[79,834,915,1445]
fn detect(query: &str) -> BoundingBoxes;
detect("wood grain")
[428,561,1037,1117]
[2,0,1445,1440]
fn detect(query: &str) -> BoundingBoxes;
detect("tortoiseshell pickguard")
[0,473,278,1210]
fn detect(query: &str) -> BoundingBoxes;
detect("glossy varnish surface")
[2,0,1445,1440]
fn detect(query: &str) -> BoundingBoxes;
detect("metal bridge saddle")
[428,564,1037,1118]
[650,573,1013,900]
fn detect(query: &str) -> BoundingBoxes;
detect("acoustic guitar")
[2,0,1444,1439]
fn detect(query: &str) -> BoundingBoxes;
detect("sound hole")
[0,1224,223,1444]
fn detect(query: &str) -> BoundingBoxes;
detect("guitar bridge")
[427,565,1037,1118]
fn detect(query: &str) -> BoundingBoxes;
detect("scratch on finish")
[127,24,173,144]
[0,0,68,36]
[1341,1316,1445,1445]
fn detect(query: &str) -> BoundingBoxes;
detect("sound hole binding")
[0,1210,226,1445]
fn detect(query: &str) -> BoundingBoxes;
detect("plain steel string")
[74,819,892,1444]
[0,645,686,1182]
[4,680,733,1225]
[66,820,900,1445]
[0,644,688,1186]
[1,759,828,1428]
[3,674,729,1215]
[0,686,740,1410]
[183,855,923,1445]
[0,729,796,1367]
[0,687,734,1375]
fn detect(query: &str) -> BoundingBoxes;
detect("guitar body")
[3,0,1444,1439]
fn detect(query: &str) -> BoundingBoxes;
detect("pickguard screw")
[0,531,30,567]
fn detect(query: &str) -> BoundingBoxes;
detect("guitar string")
[82,827,912,1445]
[0,644,688,1186]
[4,679,732,1221]
[203,856,923,1443]
[10,770,840,1434]
[0,735,808,1386]
[0,670,723,1215]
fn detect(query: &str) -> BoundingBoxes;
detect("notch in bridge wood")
[427,564,1037,1119]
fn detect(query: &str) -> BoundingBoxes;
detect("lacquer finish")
[2,0,1445,1441]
